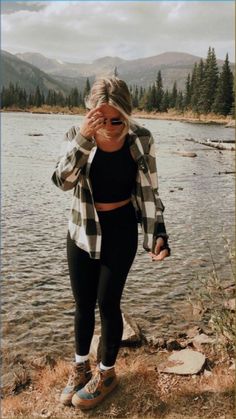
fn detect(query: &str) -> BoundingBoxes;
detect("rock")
[28,133,43,136]
[40,409,52,418]
[192,333,216,350]
[90,335,102,362]
[229,360,235,370]
[204,369,213,377]
[90,313,142,362]
[186,326,202,339]
[166,339,182,351]
[121,312,143,346]
[158,349,206,375]
[178,332,188,338]
[179,339,193,349]
[224,299,235,311]
[148,336,166,349]
[174,151,197,158]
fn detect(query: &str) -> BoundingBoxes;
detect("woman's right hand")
[80,108,104,140]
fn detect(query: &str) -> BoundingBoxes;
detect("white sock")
[75,353,89,363]
[99,362,115,370]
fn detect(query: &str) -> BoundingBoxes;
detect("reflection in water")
[2,112,235,360]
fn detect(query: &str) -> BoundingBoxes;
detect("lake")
[1,111,235,362]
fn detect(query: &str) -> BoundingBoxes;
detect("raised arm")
[51,126,95,191]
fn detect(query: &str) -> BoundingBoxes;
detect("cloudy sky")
[1,1,235,63]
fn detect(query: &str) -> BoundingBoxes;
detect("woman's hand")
[148,237,170,261]
[80,108,104,139]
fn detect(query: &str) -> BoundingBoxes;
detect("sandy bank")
[1,106,234,126]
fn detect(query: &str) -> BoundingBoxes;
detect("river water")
[1,112,235,361]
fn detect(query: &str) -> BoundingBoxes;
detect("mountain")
[3,50,234,95]
[1,50,71,95]
[15,51,234,91]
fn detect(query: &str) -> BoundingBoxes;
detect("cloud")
[1,1,235,63]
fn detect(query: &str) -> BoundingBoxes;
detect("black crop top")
[89,138,138,203]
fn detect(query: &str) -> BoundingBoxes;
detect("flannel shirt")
[51,122,169,259]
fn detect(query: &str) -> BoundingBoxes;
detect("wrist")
[79,129,93,141]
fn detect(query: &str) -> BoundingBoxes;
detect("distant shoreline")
[1,106,235,126]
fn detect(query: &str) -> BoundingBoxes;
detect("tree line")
[0,47,234,116]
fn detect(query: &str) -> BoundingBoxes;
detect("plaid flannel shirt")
[51,122,169,259]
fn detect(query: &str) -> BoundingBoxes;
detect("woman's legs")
[97,202,138,366]
[66,231,100,356]
[66,201,138,364]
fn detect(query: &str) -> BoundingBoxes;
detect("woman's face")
[96,104,125,139]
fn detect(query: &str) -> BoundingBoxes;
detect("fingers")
[80,109,104,138]
[86,107,103,118]
[89,116,104,128]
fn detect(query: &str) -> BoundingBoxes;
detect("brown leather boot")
[60,360,92,406]
[72,365,118,410]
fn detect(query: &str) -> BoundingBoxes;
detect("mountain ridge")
[2,49,234,94]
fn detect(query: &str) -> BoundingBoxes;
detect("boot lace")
[67,363,88,386]
[85,369,103,393]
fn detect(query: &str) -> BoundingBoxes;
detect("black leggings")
[66,201,138,366]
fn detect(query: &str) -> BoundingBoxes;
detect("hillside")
[1,50,70,95]
[15,50,234,91]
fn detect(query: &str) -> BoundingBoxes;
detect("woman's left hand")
[148,237,170,261]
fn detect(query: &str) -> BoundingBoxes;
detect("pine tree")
[161,89,169,112]
[170,81,177,108]
[212,53,234,116]
[150,84,157,110]
[142,86,153,111]
[132,85,139,108]
[175,91,184,111]
[83,78,91,100]
[199,47,219,113]
[114,66,118,77]
[28,92,34,106]
[34,86,43,107]
[156,70,164,111]
[191,59,204,113]
[184,73,191,109]
[70,87,79,107]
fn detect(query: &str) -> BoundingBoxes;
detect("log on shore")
[185,138,235,151]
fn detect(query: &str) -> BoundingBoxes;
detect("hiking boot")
[60,359,92,406]
[72,365,118,410]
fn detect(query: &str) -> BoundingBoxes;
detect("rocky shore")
[2,287,235,419]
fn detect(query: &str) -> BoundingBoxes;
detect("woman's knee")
[98,298,121,317]
[75,301,96,317]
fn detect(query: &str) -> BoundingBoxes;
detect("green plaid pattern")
[51,122,169,259]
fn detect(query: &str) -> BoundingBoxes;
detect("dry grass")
[1,106,233,125]
[1,347,235,419]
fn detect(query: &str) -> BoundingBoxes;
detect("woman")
[51,77,170,410]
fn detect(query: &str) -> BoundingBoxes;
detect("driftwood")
[185,137,235,151]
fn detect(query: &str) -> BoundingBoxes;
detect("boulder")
[192,333,216,350]
[89,312,142,362]
[166,339,182,351]
[121,312,143,346]
[90,335,102,362]
[158,349,206,375]
[186,326,202,338]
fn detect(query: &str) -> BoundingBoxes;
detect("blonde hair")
[85,77,133,142]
